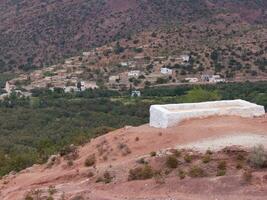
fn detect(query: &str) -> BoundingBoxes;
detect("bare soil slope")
[1,115,267,200]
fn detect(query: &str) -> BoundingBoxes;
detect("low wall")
[150,100,265,128]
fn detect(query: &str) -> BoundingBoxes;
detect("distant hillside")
[0,0,266,72]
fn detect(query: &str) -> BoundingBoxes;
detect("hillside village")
[2,28,267,98]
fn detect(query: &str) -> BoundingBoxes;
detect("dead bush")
[170,149,181,157]
[166,155,178,169]
[178,169,186,179]
[202,154,211,164]
[188,166,206,178]
[128,165,154,181]
[84,154,96,167]
[217,160,226,170]
[150,151,157,157]
[60,145,77,157]
[184,154,192,163]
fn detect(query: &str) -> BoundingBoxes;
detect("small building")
[185,78,199,83]
[201,74,210,82]
[81,81,98,90]
[109,76,120,84]
[181,55,190,62]
[161,68,173,75]
[5,81,16,94]
[209,75,226,83]
[120,62,128,67]
[64,86,78,93]
[131,90,141,97]
[128,70,140,78]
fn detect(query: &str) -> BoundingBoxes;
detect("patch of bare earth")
[0,115,267,200]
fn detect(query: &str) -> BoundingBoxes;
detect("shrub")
[216,169,226,176]
[188,166,206,178]
[128,165,154,180]
[166,155,178,169]
[150,151,157,157]
[24,195,33,200]
[184,154,192,163]
[84,154,96,167]
[60,145,78,159]
[48,185,57,195]
[178,169,186,179]
[136,158,147,164]
[102,171,113,184]
[206,149,213,155]
[170,149,181,157]
[249,145,267,168]
[202,154,211,164]
[217,161,226,170]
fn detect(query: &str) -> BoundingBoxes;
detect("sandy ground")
[0,115,267,200]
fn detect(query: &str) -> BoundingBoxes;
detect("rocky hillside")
[0,0,266,72]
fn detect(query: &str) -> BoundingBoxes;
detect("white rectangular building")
[150,100,265,128]
[161,68,173,75]
[128,70,140,77]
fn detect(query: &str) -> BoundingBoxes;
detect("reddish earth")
[0,115,267,200]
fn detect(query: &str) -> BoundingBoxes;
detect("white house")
[185,78,199,83]
[209,75,226,83]
[128,70,140,77]
[120,62,128,67]
[131,90,141,97]
[109,75,120,84]
[161,68,173,75]
[5,81,16,94]
[64,86,78,93]
[181,55,190,62]
[80,81,98,90]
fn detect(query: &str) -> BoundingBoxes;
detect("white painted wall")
[150,100,265,128]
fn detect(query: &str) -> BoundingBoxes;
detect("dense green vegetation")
[0,82,266,176]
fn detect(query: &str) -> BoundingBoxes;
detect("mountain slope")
[0,0,266,72]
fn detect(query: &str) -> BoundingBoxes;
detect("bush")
[188,166,206,177]
[170,149,181,157]
[206,149,213,155]
[202,154,211,164]
[103,171,112,183]
[150,151,157,157]
[178,169,186,179]
[217,161,226,170]
[216,169,226,176]
[249,145,267,168]
[184,154,192,163]
[128,165,154,180]
[60,145,78,158]
[166,155,178,169]
[24,195,33,200]
[84,154,96,167]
